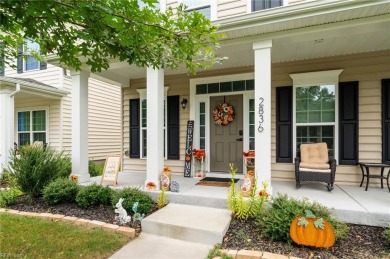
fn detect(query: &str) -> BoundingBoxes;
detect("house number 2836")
[258,97,264,133]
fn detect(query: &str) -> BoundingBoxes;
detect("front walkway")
[91,172,390,227]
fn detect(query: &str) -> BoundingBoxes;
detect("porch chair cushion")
[300,143,329,169]
[295,142,337,191]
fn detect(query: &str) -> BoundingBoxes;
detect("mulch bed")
[222,218,390,259]
[8,195,158,237]
[7,195,390,259]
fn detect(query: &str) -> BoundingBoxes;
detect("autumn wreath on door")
[213,102,235,126]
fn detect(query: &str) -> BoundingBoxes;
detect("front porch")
[88,172,389,227]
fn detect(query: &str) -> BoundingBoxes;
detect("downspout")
[10,83,21,97]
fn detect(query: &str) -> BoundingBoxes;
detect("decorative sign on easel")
[100,155,121,186]
[184,120,194,177]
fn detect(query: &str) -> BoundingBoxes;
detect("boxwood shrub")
[76,184,113,208]
[111,187,154,215]
[43,178,79,205]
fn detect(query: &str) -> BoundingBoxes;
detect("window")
[183,0,211,19]
[17,109,47,146]
[252,0,282,12]
[199,102,206,149]
[24,39,40,71]
[17,39,47,73]
[291,70,342,160]
[295,85,336,157]
[137,88,169,159]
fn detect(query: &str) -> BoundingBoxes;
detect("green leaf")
[305,209,316,218]
[314,218,325,229]
[297,216,309,227]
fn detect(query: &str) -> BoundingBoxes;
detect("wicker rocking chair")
[294,143,337,191]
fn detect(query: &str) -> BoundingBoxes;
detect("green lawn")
[0,214,130,259]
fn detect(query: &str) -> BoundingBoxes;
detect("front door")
[210,95,243,173]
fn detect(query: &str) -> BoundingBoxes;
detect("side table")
[357,162,390,191]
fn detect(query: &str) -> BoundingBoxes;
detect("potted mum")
[192,149,206,178]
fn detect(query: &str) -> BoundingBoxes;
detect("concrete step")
[141,203,232,246]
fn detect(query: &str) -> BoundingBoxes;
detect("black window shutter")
[339,81,359,165]
[276,86,292,163]
[129,99,140,158]
[17,45,23,74]
[167,95,180,160]
[40,61,47,70]
[382,79,390,164]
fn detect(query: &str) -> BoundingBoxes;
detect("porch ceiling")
[90,0,390,84]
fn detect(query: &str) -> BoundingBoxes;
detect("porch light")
[181,98,188,109]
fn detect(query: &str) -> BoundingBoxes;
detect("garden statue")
[170,180,180,192]
[115,198,131,225]
[132,201,145,222]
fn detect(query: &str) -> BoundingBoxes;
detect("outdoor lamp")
[181,98,188,109]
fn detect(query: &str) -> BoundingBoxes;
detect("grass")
[0,214,130,259]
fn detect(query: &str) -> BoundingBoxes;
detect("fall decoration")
[70,175,79,183]
[243,151,255,157]
[290,209,336,248]
[161,167,171,191]
[213,102,234,126]
[145,181,157,190]
[241,170,255,197]
[192,149,205,160]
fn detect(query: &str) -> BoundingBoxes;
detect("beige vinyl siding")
[4,64,62,88]
[88,77,122,160]
[217,0,247,19]
[123,50,389,187]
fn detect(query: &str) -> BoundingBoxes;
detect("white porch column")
[253,40,273,193]
[71,69,90,183]
[0,86,15,170]
[146,68,164,186]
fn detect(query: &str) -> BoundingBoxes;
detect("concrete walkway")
[102,172,389,259]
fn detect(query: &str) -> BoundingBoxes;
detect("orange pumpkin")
[290,210,335,248]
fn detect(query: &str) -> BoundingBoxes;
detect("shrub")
[43,178,79,205]
[111,187,154,215]
[76,184,113,208]
[0,188,22,207]
[227,163,269,220]
[255,194,349,242]
[385,226,390,242]
[89,160,104,177]
[0,169,18,188]
[7,145,71,197]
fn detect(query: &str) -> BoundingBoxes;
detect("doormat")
[196,177,239,187]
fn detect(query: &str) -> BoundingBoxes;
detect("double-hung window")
[25,39,40,71]
[183,0,211,19]
[137,88,168,159]
[17,108,48,146]
[291,70,342,160]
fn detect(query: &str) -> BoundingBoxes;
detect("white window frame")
[137,87,169,159]
[15,106,49,146]
[24,39,40,72]
[290,69,343,161]
[180,0,216,21]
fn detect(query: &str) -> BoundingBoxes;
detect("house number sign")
[258,97,264,133]
[184,120,194,177]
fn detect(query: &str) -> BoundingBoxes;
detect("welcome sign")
[184,120,194,177]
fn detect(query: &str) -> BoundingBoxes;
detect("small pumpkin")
[290,210,335,248]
